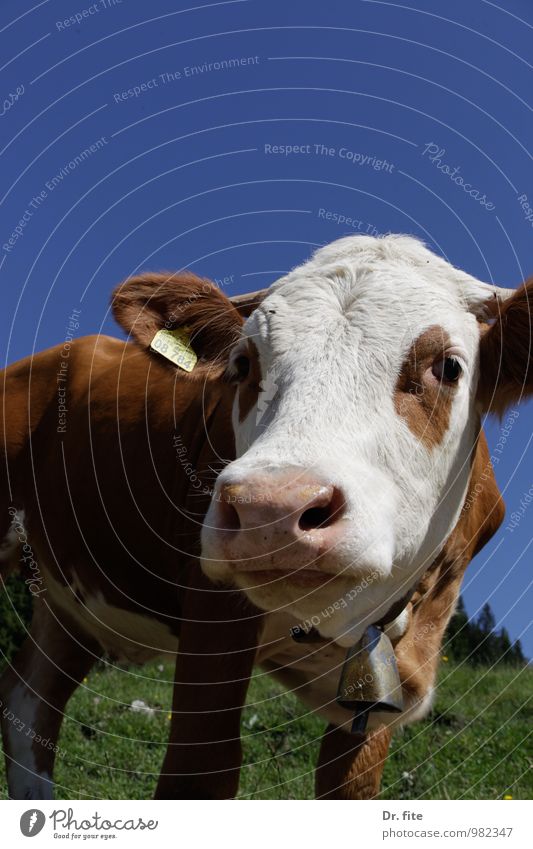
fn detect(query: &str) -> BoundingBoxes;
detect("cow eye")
[233,354,250,381]
[432,356,462,384]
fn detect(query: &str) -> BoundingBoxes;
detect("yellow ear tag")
[150,327,197,372]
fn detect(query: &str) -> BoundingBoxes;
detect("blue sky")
[1,0,532,656]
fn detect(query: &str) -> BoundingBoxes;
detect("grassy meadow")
[0,658,530,799]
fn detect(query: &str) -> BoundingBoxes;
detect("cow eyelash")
[432,356,463,384]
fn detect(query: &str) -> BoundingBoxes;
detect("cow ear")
[111,271,242,366]
[478,278,533,415]
[230,288,267,317]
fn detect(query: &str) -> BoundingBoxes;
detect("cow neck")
[290,589,414,736]
[290,587,415,646]
[162,385,231,553]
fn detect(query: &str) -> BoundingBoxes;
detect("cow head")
[201,236,533,644]
[113,237,533,646]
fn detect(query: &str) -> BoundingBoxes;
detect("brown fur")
[111,271,242,376]
[313,432,504,800]
[315,725,392,799]
[0,269,528,799]
[237,340,262,422]
[394,326,453,447]
[394,432,504,717]
[0,272,257,798]
[478,279,533,415]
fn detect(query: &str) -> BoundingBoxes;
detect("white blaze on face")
[201,235,506,644]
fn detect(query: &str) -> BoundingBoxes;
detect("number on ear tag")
[150,327,197,372]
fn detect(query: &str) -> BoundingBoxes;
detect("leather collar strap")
[290,588,415,644]
[289,588,416,736]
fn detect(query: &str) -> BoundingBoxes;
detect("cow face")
[201,235,532,645]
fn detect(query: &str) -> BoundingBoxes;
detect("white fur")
[202,235,507,645]
[384,608,410,642]
[46,573,178,664]
[257,612,434,733]
[4,684,54,800]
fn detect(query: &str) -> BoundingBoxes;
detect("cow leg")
[156,569,261,799]
[315,723,392,799]
[0,600,99,799]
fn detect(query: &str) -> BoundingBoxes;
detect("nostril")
[298,488,345,532]
[218,497,241,531]
[299,505,332,531]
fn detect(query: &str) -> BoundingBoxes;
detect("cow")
[0,234,531,800]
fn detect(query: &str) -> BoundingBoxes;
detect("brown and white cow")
[0,234,531,800]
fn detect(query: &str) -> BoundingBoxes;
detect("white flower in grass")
[130,699,155,718]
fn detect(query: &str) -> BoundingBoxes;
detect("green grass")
[0,659,531,799]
